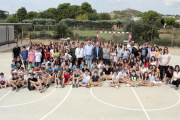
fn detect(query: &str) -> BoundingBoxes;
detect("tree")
[54,22,73,38]
[81,2,93,13]
[0,12,7,20]
[170,30,180,45]
[56,3,72,21]
[17,7,27,22]
[6,16,18,23]
[88,13,99,20]
[25,11,38,20]
[76,14,89,20]
[164,17,175,26]
[141,10,162,24]
[99,13,111,20]
[113,15,119,20]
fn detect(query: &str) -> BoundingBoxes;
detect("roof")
[0,23,33,26]
[0,10,8,13]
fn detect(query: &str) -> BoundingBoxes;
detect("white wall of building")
[0,26,14,45]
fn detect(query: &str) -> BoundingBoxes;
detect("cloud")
[163,0,180,7]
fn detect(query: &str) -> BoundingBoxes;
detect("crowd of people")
[0,39,180,93]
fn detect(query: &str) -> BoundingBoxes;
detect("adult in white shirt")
[160,47,171,80]
[108,70,119,88]
[84,40,94,70]
[127,41,132,53]
[35,49,42,67]
[75,43,84,65]
[118,68,128,83]
[79,70,90,87]
[171,65,180,90]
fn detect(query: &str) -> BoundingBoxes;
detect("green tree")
[113,15,119,20]
[6,16,18,23]
[81,2,93,13]
[17,7,27,22]
[54,22,73,38]
[99,13,111,20]
[25,11,38,20]
[141,10,162,24]
[88,13,99,20]
[76,14,89,20]
[0,12,7,20]
[164,17,175,26]
[170,30,180,45]
[56,3,71,21]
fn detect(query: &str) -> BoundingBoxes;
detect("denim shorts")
[35,62,41,66]
[82,81,88,84]
[110,82,119,84]
[24,61,28,66]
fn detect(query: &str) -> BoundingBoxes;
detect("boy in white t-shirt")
[118,68,128,83]
[35,49,42,67]
[108,70,119,89]
[98,60,105,73]
[79,70,90,88]
[0,73,9,88]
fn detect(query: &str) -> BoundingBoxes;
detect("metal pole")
[17,30,18,43]
[151,26,153,44]
[8,26,10,47]
[34,25,35,39]
[21,26,23,44]
[77,25,78,40]
[6,26,7,44]
[30,29,31,42]
[171,27,174,47]
[48,25,49,40]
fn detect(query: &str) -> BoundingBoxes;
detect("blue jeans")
[123,56,128,60]
[86,56,92,70]
[35,62,41,66]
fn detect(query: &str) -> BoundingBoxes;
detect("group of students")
[0,39,180,93]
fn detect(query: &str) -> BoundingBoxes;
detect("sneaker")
[175,87,178,90]
[42,86,46,91]
[76,84,79,88]
[91,85,94,87]
[16,88,19,92]
[108,84,111,87]
[39,89,43,93]
[58,85,61,88]
[72,84,75,88]
[12,87,16,91]
[86,84,89,88]
[98,84,101,87]
[115,86,119,89]
[46,84,49,88]
[55,84,58,88]
[126,84,130,87]
[62,84,65,88]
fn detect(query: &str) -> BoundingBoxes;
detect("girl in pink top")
[28,47,35,65]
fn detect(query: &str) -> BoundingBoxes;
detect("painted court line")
[39,85,72,120]
[0,88,56,108]
[132,88,150,120]
[0,91,11,101]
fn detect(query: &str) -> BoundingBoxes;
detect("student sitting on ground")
[72,70,80,88]
[140,72,151,86]
[126,70,140,87]
[108,70,119,89]
[42,70,53,88]
[118,68,128,83]
[10,60,17,74]
[28,73,44,93]
[98,60,105,73]
[102,64,113,81]
[0,72,9,88]
[28,62,34,71]
[46,63,54,76]
[22,70,29,87]
[149,70,161,86]
[54,70,62,88]
[62,70,72,88]
[171,65,180,90]
[90,60,97,72]
[163,66,173,83]
[91,71,101,87]
[91,67,101,76]
[82,64,90,73]
[79,70,90,88]
[9,73,22,92]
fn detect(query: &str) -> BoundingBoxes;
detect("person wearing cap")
[84,40,94,70]
[21,46,29,70]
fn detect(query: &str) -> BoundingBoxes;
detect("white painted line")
[39,85,72,120]
[132,88,150,120]
[0,91,11,101]
[0,88,56,108]
[90,88,142,111]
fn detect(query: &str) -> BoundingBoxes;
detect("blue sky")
[1,0,180,15]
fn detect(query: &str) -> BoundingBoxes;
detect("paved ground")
[0,49,180,120]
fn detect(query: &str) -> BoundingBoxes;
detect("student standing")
[12,42,21,61]
[21,46,29,70]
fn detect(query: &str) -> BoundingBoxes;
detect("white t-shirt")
[122,50,129,57]
[118,72,127,79]
[50,49,54,57]
[110,52,114,60]
[150,51,156,58]
[35,52,42,62]
[75,48,84,58]
[98,64,105,69]
[112,75,119,83]
[111,53,117,62]
[127,44,131,51]
[24,74,30,82]
[141,67,147,74]
[149,74,156,81]
[0,76,7,82]
[173,71,180,81]
[162,53,171,66]
[82,74,90,83]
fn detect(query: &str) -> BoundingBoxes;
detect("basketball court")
[0,48,180,120]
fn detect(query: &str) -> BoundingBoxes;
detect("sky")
[1,0,180,15]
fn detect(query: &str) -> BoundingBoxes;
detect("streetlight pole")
[12,7,13,18]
